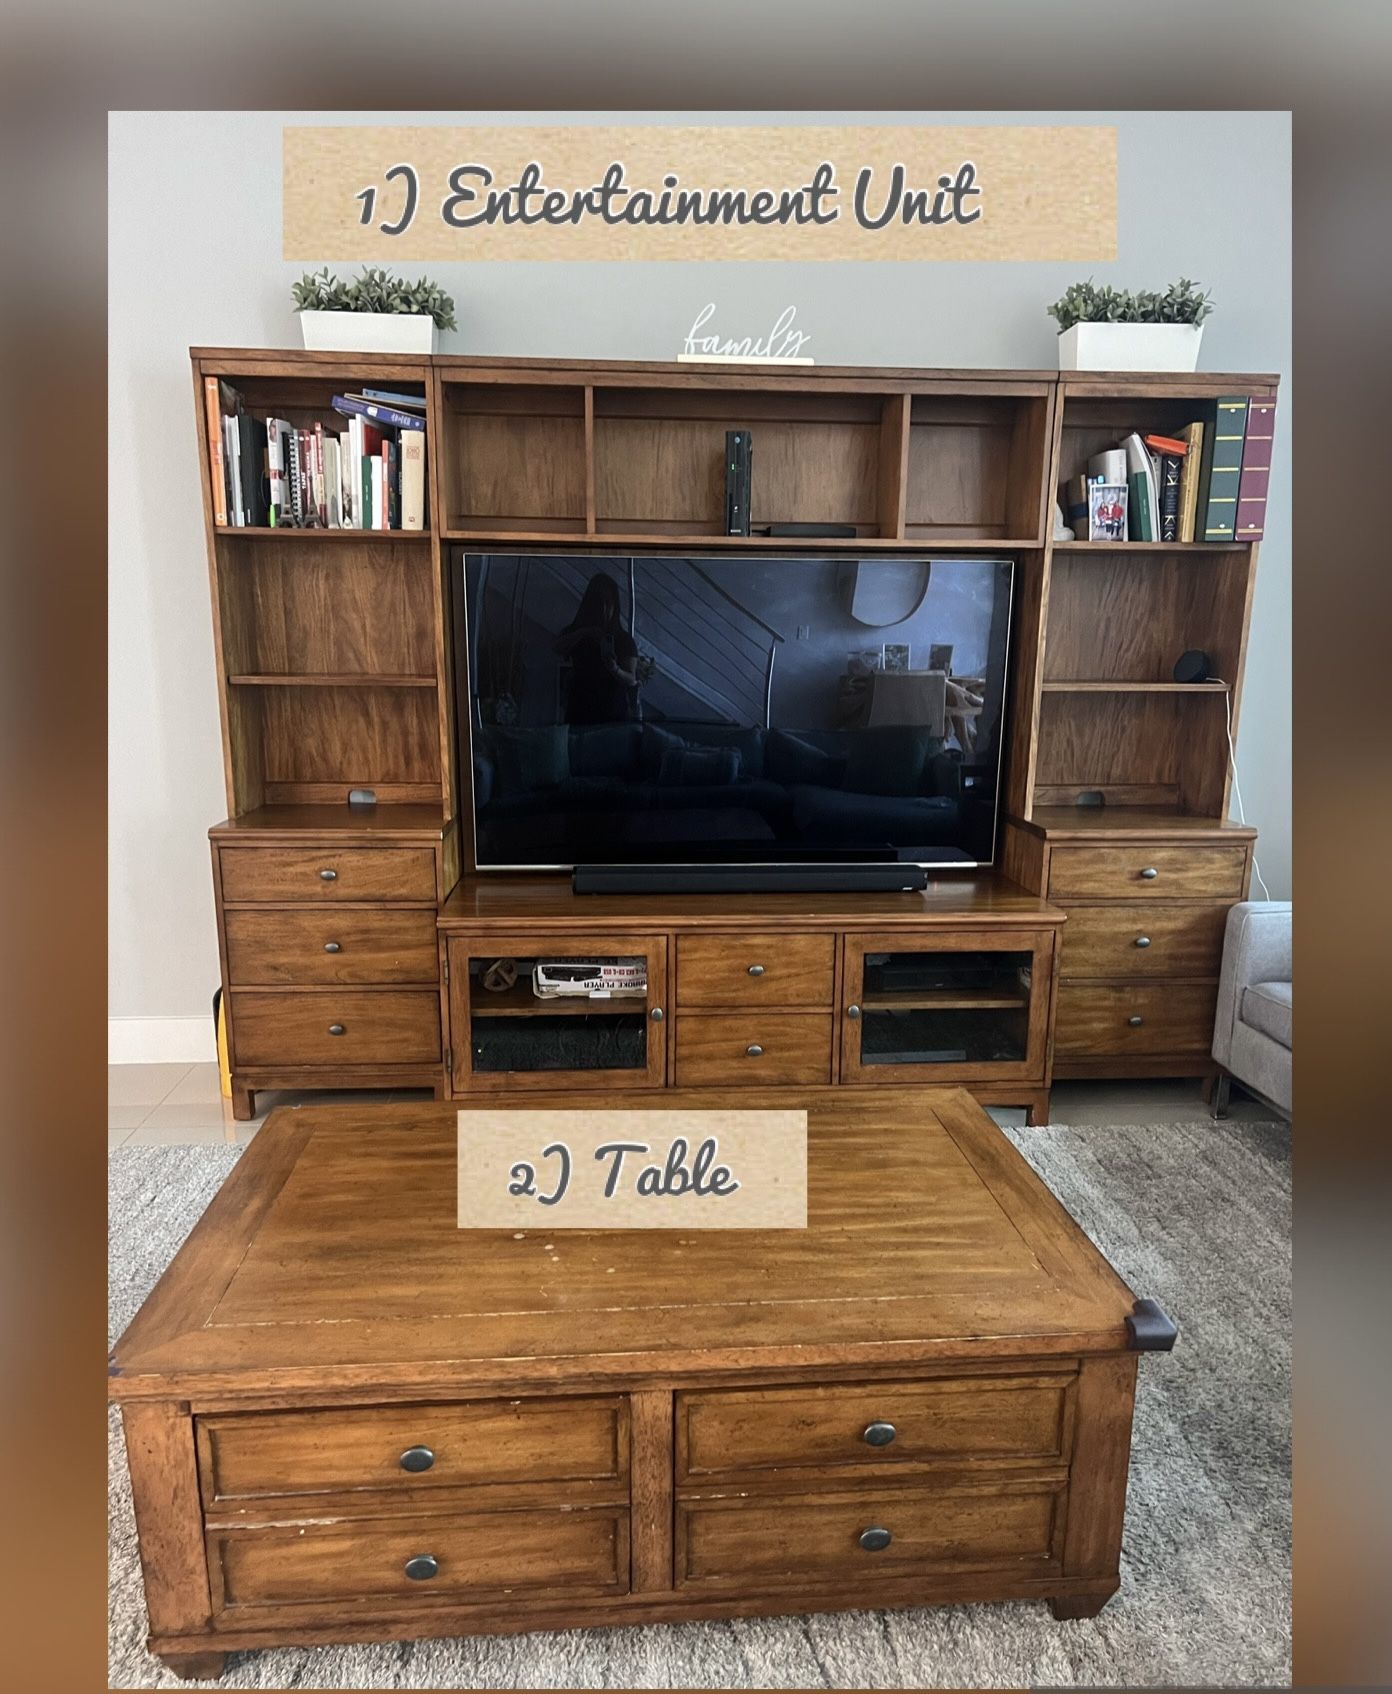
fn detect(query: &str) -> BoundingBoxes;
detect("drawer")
[1047,844,1246,901]
[676,933,835,1008]
[676,1479,1064,1590]
[197,1396,627,1506]
[224,909,438,986]
[1055,982,1217,1056]
[219,845,436,904]
[230,989,440,1066]
[1059,904,1228,980]
[677,1375,1072,1483]
[212,1504,628,1610]
[675,1012,833,1086]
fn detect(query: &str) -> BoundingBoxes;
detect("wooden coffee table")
[110,1087,1172,1679]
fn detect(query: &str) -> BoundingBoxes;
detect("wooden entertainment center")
[191,350,1274,1123]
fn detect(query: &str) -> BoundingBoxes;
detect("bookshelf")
[190,350,1277,1112]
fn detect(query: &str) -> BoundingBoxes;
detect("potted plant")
[292,266,457,354]
[1048,277,1213,372]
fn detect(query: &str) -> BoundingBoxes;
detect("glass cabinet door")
[840,930,1053,1084]
[449,933,667,1092]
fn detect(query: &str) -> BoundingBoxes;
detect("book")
[337,430,354,529]
[1176,420,1205,542]
[1122,433,1158,542]
[236,409,267,526]
[1087,448,1128,486]
[360,420,384,529]
[401,430,426,530]
[360,387,427,412]
[223,415,243,527]
[287,428,303,525]
[323,435,341,529]
[387,439,401,529]
[203,378,229,525]
[331,393,426,432]
[1234,397,1276,540]
[1146,442,1184,543]
[266,418,292,525]
[1197,396,1249,540]
[371,453,384,530]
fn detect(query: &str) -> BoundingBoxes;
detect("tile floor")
[108,1063,1277,1148]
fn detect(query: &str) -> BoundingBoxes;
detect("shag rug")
[108,1118,1291,1688]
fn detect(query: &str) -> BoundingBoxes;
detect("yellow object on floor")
[216,994,231,1099]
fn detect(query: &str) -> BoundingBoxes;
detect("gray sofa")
[1212,901,1292,1117]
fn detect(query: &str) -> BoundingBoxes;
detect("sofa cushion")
[484,726,569,795]
[1241,980,1292,1051]
[765,728,845,788]
[842,726,934,797]
[569,723,642,781]
[657,746,741,787]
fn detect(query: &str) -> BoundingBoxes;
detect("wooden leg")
[1211,1073,1231,1119]
[1025,1091,1050,1127]
[158,1651,227,1680]
[230,1082,254,1122]
[1050,1594,1110,1621]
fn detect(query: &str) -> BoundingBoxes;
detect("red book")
[1143,433,1190,457]
[1234,398,1276,540]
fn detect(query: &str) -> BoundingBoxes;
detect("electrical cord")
[1211,677,1272,901]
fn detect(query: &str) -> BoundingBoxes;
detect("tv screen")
[460,552,1014,871]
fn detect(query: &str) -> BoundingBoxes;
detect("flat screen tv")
[460,552,1014,872]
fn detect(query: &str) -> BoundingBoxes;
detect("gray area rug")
[108,1120,1291,1688]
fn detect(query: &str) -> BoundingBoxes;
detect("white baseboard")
[109,1017,216,1066]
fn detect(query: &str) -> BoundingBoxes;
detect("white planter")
[298,311,438,355]
[1057,322,1203,373]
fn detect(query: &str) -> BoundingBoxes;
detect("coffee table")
[110,1087,1172,1679]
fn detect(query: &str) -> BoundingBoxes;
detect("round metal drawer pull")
[399,1445,435,1473]
[1134,936,1151,948]
[1139,867,1159,880]
[404,1554,439,1581]
[746,1044,764,1058]
[862,1420,897,1447]
[328,1023,346,1036]
[1128,1015,1144,1027]
[650,1006,664,1022]
[323,941,342,953]
[847,1004,862,1020]
[319,868,338,881]
[858,1527,893,1552]
[748,963,766,977]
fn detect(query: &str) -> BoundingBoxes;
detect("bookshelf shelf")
[226,674,438,689]
[214,526,432,542]
[1040,681,1230,694]
[1051,541,1245,554]
[442,528,1041,553]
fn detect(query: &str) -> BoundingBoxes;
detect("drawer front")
[676,933,835,1008]
[675,1013,833,1086]
[1048,844,1246,901]
[1055,982,1216,1056]
[230,990,441,1066]
[677,1376,1072,1483]
[676,1481,1063,1590]
[198,1397,627,1506]
[212,1505,628,1610]
[219,846,436,904]
[224,909,438,986]
[1059,904,1228,980]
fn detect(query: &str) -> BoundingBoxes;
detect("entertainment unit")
[190,351,1276,1119]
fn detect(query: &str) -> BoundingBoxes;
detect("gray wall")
[109,110,1290,1035]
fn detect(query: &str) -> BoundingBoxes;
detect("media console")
[438,876,1063,1124]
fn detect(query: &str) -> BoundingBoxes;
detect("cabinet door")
[449,933,668,1093]
[839,929,1054,1085]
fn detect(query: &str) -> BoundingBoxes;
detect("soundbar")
[572,863,930,895]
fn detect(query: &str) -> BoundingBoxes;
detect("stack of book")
[1061,395,1275,543]
[202,382,428,531]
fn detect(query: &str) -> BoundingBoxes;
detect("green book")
[361,453,373,532]
[1127,472,1154,541]
[1197,396,1249,541]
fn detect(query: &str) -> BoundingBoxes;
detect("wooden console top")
[109,1087,1131,1406]
[437,874,1067,932]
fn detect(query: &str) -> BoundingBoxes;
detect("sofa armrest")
[1213,901,1292,1067]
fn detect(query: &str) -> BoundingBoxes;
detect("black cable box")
[755,522,858,538]
[573,863,929,895]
